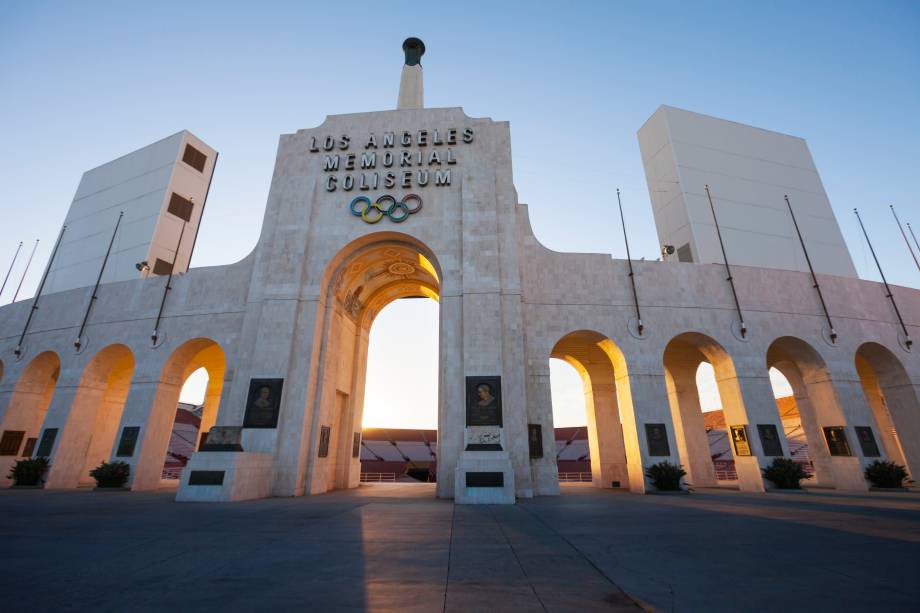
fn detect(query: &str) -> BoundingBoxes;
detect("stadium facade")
[0,39,917,503]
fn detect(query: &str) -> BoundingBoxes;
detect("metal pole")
[616,188,643,335]
[15,227,67,357]
[11,239,39,304]
[890,205,920,272]
[0,241,23,298]
[704,185,746,337]
[75,212,124,350]
[854,208,912,349]
[151,220,188,344]
[909,222,920,258]
[785,195,837,342]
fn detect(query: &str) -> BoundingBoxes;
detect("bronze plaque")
[823,426,852,457]
[0,430,24,456]
[352,432,361,458]
[188,470,225,486]
[757,424,783,456]
[645,423,670,456]
[243,378,284,428]
[528,423,543,459]
[21,437,37,458]
[854,426,880,457]
[35,428,58,457]
[466,472,504,487]
[466,376,502,427]
[116,426,140,457]
[318,425,331,458]
[730,425,752,456]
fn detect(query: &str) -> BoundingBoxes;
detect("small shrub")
[645,461,686,491]
[8,457,50,486]
[90,461,130,488]
[762,458,807,489]
[864,460,909,489]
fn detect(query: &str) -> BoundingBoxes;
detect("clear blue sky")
[1,1,917,426]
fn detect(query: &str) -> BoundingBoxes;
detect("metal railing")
[360,472,397,482]
[558,472,592,482]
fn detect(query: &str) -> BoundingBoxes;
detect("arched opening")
[855,342,920,477]
[766,336,851,488]
[694,362,735,481]
[766,366,813,481]
[663,332,752,489]
[360,297,439,483]
[549,330,630,489]
[45,344,135,488]
[0,351,61,483]
[132,338,226,490]
[307,234,442,496]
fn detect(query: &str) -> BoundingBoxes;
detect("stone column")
[727,370,788,492]
[617,370,681,493]
[524,360,559,496]
[664,366,717,488]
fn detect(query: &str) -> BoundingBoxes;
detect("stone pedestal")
[175,452,273,502]
[454,427,515,504]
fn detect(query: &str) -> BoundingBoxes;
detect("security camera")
[662,245,675,256]
[136,261,150,273]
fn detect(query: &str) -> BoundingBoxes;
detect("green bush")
[8,457,50,486]
[762,458,808,489]
[645,461,686,491]
[863,460,909,489]
[89,461,130,488]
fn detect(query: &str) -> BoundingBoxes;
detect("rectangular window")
[182,144,207,172]
[167,192,194,222]
[153,258,174,276]
[0,431,25,456]
[677,243,693,263]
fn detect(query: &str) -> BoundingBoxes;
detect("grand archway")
[303,233,442,496]
[855,342,920,477]
[0,351,61,483]
[45,344,135,488]
[549,330,630,489]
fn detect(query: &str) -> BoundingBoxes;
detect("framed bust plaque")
[243,378,284,428]
[823,426,852,457]
[854,426,880,457]
[730,425,752,456]
[466,376,502,427]
[645,423,670,456]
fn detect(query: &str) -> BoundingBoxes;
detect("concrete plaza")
[2,483,918,612]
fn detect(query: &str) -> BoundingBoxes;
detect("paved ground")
[1,483,919,612]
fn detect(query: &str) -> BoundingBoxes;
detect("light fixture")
[136,261,150,273]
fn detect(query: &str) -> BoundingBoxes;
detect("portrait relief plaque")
[21,437,37,458]
[0,430,25,456]
[528,423,543,459]
[730,425,752,456]
[318,426,331,458]
[466,376,502,427]
[35,428,58,457]
[757,424,783,456]
[352,432,361,458]
[854,426,880,457]
[823,426,852,457]
[116,426,140,457]
[243,378,284,428]
[645,423,670,456]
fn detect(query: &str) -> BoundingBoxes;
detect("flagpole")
[11,239,39,304]
[785,195,836,342]
[75,212,124,350]
[890,205,920,272]
[854,208,911,349]
[705,185,746,338]
[616,188,643,336]
[15,228,67,357]
[0,241,23,298]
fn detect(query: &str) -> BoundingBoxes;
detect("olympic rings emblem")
[349,194,423,224]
